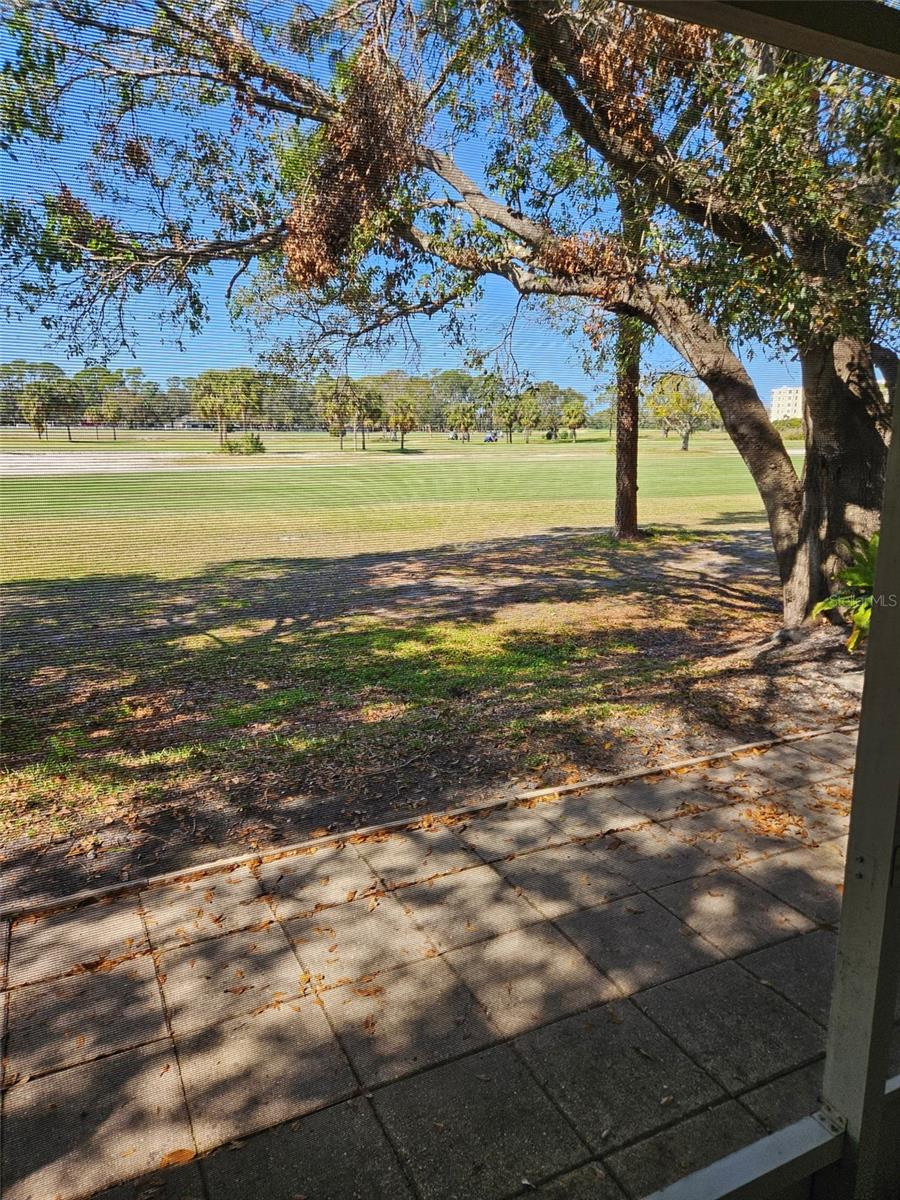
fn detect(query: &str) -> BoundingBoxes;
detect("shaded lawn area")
[0,442,854,899]
[2,528,857,870]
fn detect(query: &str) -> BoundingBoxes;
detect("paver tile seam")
[30,976,832,1200]
[137,897,203,1180]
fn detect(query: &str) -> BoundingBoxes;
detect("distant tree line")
[0,361,599,446]
[0,361,316,440]
[2,360,718,449]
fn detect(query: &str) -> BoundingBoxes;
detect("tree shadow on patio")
[4,774,883,1200]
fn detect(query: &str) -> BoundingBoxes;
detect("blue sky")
[0,260,800,406]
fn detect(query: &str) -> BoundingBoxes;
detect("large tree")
[19,380,52,438]
[2,0,896,623]
[229,366,265,433]
[316,377,351,449]
[517,391,542,443]
[0,361,65,426]
[51,375,82,439]
[562,395,587,441]
[494,393,519,444]
[610,177,651,539]
[347,383,382,450]
[499,1,896,614]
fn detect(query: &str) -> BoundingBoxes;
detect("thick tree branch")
[417,148,551,249]
[504,0,776,259]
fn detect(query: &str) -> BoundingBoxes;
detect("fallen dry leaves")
[159,1148,195,1168]
[740,803,808,840]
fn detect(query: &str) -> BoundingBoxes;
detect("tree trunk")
[681,429,690,451]
[639,290,808,623]
[614,316,641,539]
[66,423,72,442]
[571,428,577,441]
[796,340,890,607]
[112,424,117,441]
[833,335,893,434]
[400,430,405,450]
[361,424,366,450]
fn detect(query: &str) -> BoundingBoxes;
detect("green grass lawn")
[2,430,792,854]
[0,425,784,456]
[2,426,620,454]
[2,431,766,580]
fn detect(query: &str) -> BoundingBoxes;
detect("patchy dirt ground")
[1,529,861,904]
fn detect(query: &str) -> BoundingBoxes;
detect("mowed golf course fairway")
[1,430,770,581]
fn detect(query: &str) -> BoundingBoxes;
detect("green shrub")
[221,433,265,455]
[812,533,879,652]
[773,418,804,439]
[557,428,571,442]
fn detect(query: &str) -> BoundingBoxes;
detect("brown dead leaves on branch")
[122,137,151,173]
[579,5,710,152]
[533,233,638,343]
[285,38,422,288]
[536,233,632,291]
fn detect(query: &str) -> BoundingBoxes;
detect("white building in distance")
[770,380,890,422]
[770,386,804,421]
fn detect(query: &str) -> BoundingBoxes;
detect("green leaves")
[1,6,64,151]
[644,374,717,443]
[0,0,896,384]
[275,127,326,194]
[812,534,880,652]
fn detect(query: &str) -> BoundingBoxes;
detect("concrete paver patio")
[3,728,896,1200]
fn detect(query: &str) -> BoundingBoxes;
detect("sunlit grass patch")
[112,744,199,769]
[2,586,715,841]
[217,685,318,727]
[2,760,128,840]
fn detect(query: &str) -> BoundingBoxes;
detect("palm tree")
[191,371,237,446]
[229,367,264,433]
[518,394,542,443]
[389,395,418,450]
[322,392,350,449]
[348,384,382,450]
[562,397,587,441]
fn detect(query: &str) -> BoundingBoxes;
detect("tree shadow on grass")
[2,527,776,668]
[698,510,770,528]
[0,527,855,904]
